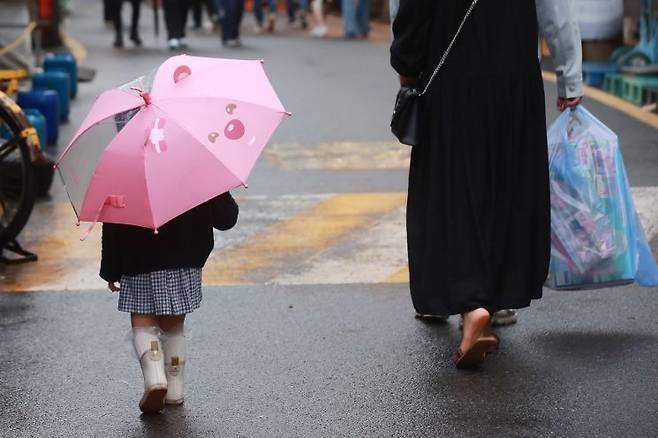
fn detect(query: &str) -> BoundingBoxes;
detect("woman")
[390,0,583,368]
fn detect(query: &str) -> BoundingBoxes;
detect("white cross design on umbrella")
[149,118,167,153]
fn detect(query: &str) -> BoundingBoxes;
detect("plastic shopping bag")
[545,106,658,290]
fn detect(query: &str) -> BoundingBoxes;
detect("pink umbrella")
[56,55,289,238]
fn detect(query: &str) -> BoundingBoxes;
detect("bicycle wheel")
[0,92,36,248]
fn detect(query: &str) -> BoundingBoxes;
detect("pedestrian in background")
[292,0,310,30]
[216,0,245,47]
[103,0,113,25]
[190,0,219,29]
[163,0,190,50]
[391,0,583,369]
[342,0,369,39]
[101,193,239,413]
[110,0,143,48]
[309,0,328,37]
[252,0,278,33]
[253,0,308,33]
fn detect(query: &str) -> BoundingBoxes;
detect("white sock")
[132,327,161,359]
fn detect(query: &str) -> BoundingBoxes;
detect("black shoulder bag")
[391,0,479,147]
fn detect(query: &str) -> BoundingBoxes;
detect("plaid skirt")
[118,268,202,315]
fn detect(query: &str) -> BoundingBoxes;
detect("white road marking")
[2,188,656,291]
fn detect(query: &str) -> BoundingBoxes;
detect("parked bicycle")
[0,69,42,263]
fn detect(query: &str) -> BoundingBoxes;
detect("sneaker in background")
[491,309,518,326]
[224,39,243,48]
[415,313,449,323]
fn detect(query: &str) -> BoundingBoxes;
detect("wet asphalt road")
[1,284,658,437]
[2,0,658,436]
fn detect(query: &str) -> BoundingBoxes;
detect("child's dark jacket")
[100,192,238,283]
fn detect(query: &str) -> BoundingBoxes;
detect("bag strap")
[420,0,479,96]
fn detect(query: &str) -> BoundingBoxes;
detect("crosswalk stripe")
[269,207,408,285]
[1,188,655,292]
[265,141,410,170]
[204,193,407,285]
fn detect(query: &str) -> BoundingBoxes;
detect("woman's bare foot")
[459,308,491,353]
[454,308,495,368]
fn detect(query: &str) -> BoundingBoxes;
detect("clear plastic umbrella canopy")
[56,55,288,235]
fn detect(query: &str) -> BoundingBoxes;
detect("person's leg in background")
[162,0,184,49]
[220,0,235,43]
[162,0,177,41]
[203,0,219,25]
[104,0,113,24]
[179,0,190,42]
[266,0,277,32]
[286,0,295,24]
[129,0,142,45]
[355,0,369,37]
[298,0,308,28]
[220,0,243,46]
[253,0,265,30]
[213,0,225,32]
[388,0,398,21]
[235,0,245,40]
[110,0,125,48]
[341,0,358,38]
[191,0,202,28]
[310,0,327,37]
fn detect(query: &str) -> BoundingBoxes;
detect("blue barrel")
[44,53,78,98]
[17,90,60,145]
[32,71,70,121]
[582,62,619,88]
[23,109,48,149]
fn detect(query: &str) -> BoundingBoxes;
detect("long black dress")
[391,0,550,315]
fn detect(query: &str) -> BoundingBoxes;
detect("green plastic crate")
[603,73,626,97]
[622,75,658,105]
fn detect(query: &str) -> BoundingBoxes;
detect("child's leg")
[159,315,185,332]
[160,315,186,405]
[131,314,168,413]
[131,313,161,358]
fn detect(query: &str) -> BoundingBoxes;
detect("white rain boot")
[133,328,168,413]
[163,333,186,405]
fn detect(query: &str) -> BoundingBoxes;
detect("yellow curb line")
[542,71,658,131]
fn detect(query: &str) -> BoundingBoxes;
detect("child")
[100,192,238,413]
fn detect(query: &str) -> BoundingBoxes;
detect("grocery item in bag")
[546,106,658,290]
